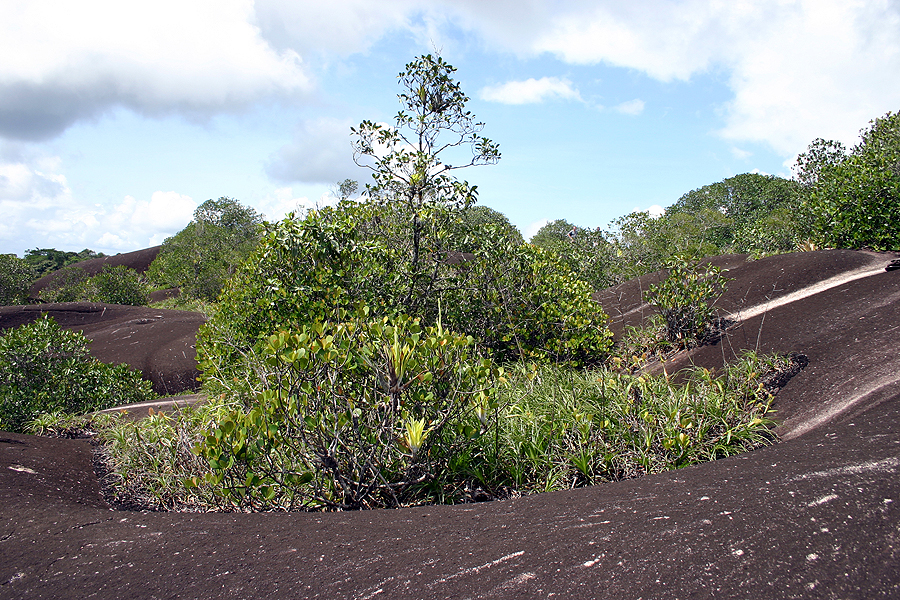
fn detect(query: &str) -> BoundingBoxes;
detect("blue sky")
[2,0,899,256]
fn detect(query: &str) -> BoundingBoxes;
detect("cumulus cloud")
[0,0,311,141]
[252,0,420,56]
[613,99,645,116]
[319,0,896,156]
[265,118,359,184]
[4,0,895,159]
[519,0,900,155]
[0,147,197,254]
[480,77,582,105]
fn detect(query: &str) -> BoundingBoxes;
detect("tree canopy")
[23,248,105,276]
[795,110,900,251]
[147,197,263,301]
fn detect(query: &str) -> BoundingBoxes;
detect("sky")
[2,0,899,256]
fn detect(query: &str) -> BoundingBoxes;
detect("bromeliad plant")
[192,310,502,510]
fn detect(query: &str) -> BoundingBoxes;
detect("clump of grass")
[459,350,786,496]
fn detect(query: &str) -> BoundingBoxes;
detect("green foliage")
[530,220,615,290]
[668,173,803,253]
[24,248,105,276]
[82,341,786,511]
[644,255,728,348]
[199,200,612,387]
[443,242,613,366]
[195,312,501,510]
[0,315,155,432]
[796,111,900,251]
[202,56,608,379]
[352,54,500,213]
[458,205,523,246]
[85,265,150,305]
[484,353,780,490]
[40,265,149,306]
[0,254,36,305]
[594,174,804,286]
[38,266,91,302]
[147,197,263,301]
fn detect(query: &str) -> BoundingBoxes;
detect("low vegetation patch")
[30,349,805,512]
[40,264,150,306]
[1,315,155,432]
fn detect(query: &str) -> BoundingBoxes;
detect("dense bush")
[644,255,728,348]
[442,240,613,365]
[534,173,805,290]
[147,197,263,301]
[667,173,804,254]
[0,254,36,305]
[481,353,782,491]
[199,201,613,389]
[84,265,150,305]
[796,110,900,251]
[71,348,787,510]
[193,312,501,510]
[40,264,149,306]
[0,315,155,432]
[39,266,91,302]
[530,220,616,290]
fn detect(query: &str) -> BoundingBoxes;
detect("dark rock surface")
[2,249,899,599]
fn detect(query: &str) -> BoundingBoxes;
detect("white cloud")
[480,77,582,105]
[731,147,753,160]
[252,0,420,56]
[613,99,645,116]
[630,205,665,218]
[523,218,549,241]
[517,0,900,155]
[265,118,359,184]
[4,0,896,160]
[0,147,198,254]
[0,0,311,140]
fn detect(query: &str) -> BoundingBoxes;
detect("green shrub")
[39,265,149,306]
[796,111,900,251]
[0,254,36,305]
[0,315,156,432]
[481,353,782,492]
[199,202,612,388]
[530,220,616,290]
[644,255,728,348]
[84,265,150,305]
[39,266,91,302]
[74,346,792,511]
[147,198,264,302]
[193,311,501,510]
[443,241,613,365]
